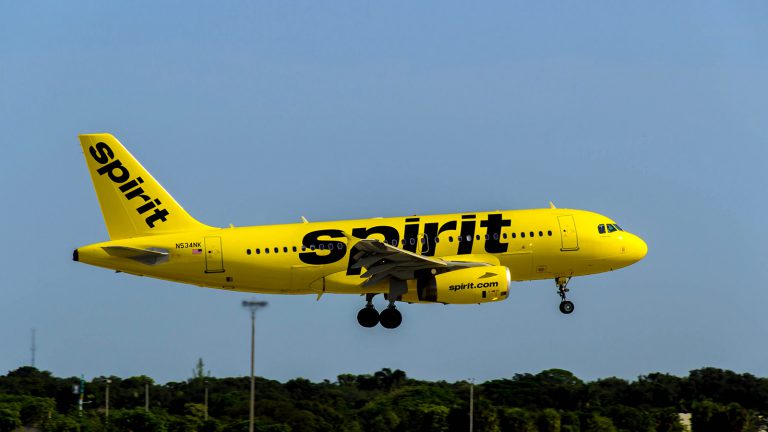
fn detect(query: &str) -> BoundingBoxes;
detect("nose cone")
[627,234,648,263]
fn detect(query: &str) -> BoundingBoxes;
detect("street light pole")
[105,379,111,423]
[242,300,267,432]
[204,380,209,421]
[469,378,474,432]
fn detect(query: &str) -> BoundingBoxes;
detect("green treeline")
[0,366,766,432]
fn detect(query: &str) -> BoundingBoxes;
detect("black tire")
[357,307,379,328]
[379,307,402,329]
[559,301,574,314]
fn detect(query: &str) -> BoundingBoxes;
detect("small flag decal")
[192,249,202,255]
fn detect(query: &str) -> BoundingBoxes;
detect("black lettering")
[145,208,170,227]
[422,222,440,257]
[346,225,400,275]
[403,218,419,253]
[458,215,476,254]
[480,213,511,253]
[299,229,347,265]
[96,159,130,183]
[136,198,161,214]
[125,186,152,202]
[89,142,114,164]
[118,176,144,193]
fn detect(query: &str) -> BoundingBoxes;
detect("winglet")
[549,201,557,209]
[301,216,309,223]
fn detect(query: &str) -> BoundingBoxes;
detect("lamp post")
[105,379,111,423]
[242,300,267,432]
[469,378,474,432]
[204,380,209,421]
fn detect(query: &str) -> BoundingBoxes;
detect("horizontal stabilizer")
[102,246,169,265]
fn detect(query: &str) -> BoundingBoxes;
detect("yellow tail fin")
[79,133,215,239]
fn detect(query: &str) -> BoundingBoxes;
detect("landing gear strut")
[357,294,380,328]
[556,277,574,314]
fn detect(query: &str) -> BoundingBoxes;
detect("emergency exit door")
[204,236,225,273]
[557,216,580,251]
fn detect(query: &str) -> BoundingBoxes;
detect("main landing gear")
[357,294,403,329]
[556,276,574,314]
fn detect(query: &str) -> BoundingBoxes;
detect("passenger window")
[476,235,481,240]
[292,246,297,252]
[457,236,462,242]
[547,230,552,236]
[512,233,516,239]
[301,246,306,251]
[338,243,344,249]
[493,233,499,240]
[449,236,454,242]
[328,243,334,250]
[283,247,288,253]
[274,247,279,253]
[598,224,606,234]
[435,237,440,243]
[503,233,507,239]
[391,239,398,246]
[530,232,534,238]
[310,245,315,251]
[319,244,325,250]
[246,249,251,255]
[265,248,270,254]
[539,231,543,237]
[607,224,617,233]
[521,232,525,238]
[466,235,472,242]
[410,238,416,246]
[256,249,261,254]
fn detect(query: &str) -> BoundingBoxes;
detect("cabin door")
[204,236,225,273]
[557,216,580,251]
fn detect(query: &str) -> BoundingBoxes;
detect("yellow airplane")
[74,133,648,329]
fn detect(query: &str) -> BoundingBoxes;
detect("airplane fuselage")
[76,208,646,295]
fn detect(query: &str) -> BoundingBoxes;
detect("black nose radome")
[72,249,79,262]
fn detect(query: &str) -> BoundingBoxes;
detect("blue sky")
[1,1,767,384]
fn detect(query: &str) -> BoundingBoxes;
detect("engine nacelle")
[399,265,511,304]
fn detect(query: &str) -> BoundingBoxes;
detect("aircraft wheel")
[379,307,402,329]
[357,306,380,328]
[559,301,574,314]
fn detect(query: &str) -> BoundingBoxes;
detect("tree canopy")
[0,366,766,431]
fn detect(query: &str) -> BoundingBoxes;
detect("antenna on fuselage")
[549,202,557,209]
[301,216,309,223]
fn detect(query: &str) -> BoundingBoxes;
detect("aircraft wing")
[347,238,490,287]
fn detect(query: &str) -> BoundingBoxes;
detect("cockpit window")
[598,224,606,234]
[614,224,623,231]
[606,224,617,233]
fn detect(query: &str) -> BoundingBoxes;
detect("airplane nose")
[628,234,648,263]
[636,236,648,261]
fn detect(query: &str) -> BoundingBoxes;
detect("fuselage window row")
[245,229,554,256]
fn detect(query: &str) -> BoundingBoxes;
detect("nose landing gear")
[556,277,574,314]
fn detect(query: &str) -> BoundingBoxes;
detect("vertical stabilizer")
[79,133,215,239]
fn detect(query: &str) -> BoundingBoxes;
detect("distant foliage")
[0,366,766,431]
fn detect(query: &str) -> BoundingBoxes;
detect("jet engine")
[398,265,510,304]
